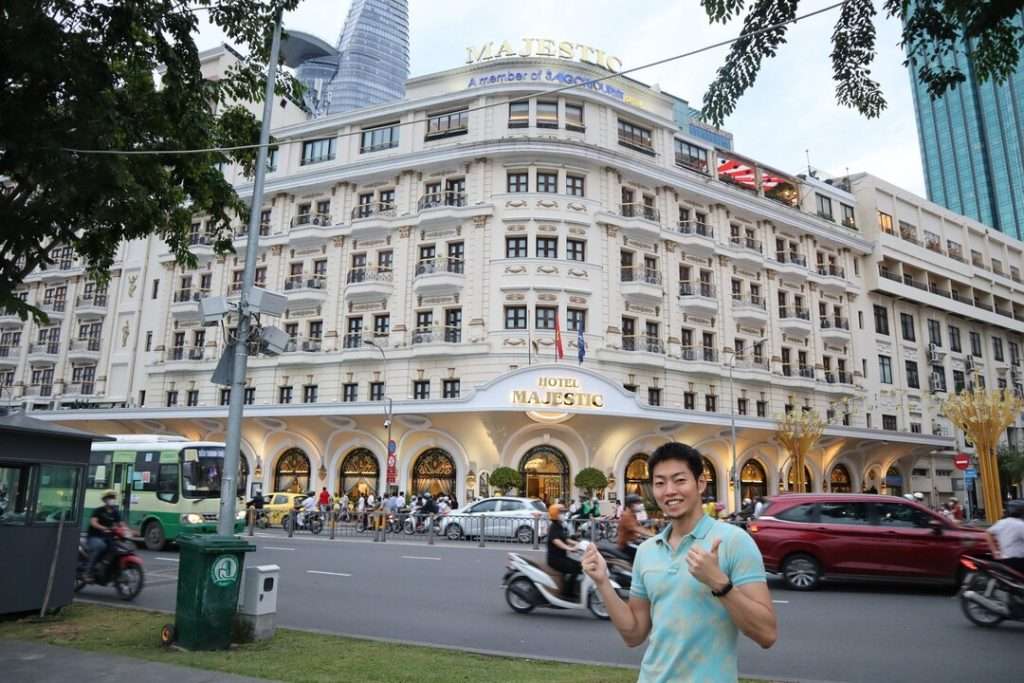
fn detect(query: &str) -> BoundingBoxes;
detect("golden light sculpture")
[775,410,826,493]
[944,386,1024,524]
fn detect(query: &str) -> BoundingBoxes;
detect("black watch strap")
[711,580,734,598]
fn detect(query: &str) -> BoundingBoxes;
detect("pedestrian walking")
[582,442,777,682]
[318,487,330,514]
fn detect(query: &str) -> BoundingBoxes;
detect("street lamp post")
[364,339,394,493]
[723,337,767,515]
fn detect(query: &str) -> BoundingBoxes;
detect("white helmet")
[903,493,916,501]
[913,492,925,501]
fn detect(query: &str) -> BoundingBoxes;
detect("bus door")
[112,463,133,522]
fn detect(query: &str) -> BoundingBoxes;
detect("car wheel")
[445,523,464,541]
[515,525,535,544]
[782,553,821,591]
[505,577,536,614]
[143,521,166,551]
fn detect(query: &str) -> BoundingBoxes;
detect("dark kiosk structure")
[0,412,109,615]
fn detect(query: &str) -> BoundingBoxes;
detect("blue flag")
[577,325,586,365]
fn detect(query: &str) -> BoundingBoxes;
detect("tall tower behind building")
[909,13,1024,241]
[325,0,410,115]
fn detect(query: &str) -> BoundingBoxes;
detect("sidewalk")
[0,639,274,683]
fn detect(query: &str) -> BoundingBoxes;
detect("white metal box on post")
[235,563,280,641]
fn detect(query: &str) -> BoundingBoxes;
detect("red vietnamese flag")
[554,312,565,360]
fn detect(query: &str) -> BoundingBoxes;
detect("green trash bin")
[173,534,256,650]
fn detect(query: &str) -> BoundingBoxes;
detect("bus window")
[35,464,81,523]
[133,451,161,491]
[157,464,179,503]
[181,447,226,498]
[87,452,112,489]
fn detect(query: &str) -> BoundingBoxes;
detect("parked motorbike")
[403,513,444,535]
[959,555,1024,627]
[502,540,626,620]
[75,527,145,600]
[283,509,323,535]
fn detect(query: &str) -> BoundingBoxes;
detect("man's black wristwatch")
[711,580,734,598]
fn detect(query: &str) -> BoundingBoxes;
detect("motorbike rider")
[85,490,123,582]
[299,491,318,525]
[986,500,1024,574]
[546,503,582,597]
[616,495,654,562]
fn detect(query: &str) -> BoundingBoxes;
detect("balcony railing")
[235,224,271,237]
[351,202,396,220]
[65,382,95,396]
[286,274,328,290]
[817,263,845,278]
[823,371,854,385]
[187,233,212,246]
[29,342,60,355]
[76,293,108,308]
[674,154,709,175]
[681,346,719,362]
[410,326,462,345]
[342,333,364,349]
[774,252,807,267]
[621,267,662,285]
[676,221,713,238]
[70,337,101,352]
[417,191,467,211]
[928,283,953,299]
[26,384,53,397]
[622,335,665,354]
[820,317,850,331]
[345,266,392,285]
[173,289,202,303]
[778,306,811,320]
[617,131,654,152]
[729,236,762,254]
[679,281,715,298]
[415,257,464,277]
[619,203,660,222]
[735,357,769,371]
[0,346,15,358]
[878,265,901,282]
[974,299,994,312]
[732,294,766,309]
[290,212,332,228]
[40,300,66,314]
[283,337,323,353]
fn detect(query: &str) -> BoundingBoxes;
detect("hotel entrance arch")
[740,460,768,500]
[411,449,456,498]
[274,449,310,493]
[339,448,379,499]
[519,446,570,505]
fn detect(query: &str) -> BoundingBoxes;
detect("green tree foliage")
[574,467,609,495]
[700,0,1024,127]
[997,444,1024,494]
[0,1,303,319]
[489,467,522,494]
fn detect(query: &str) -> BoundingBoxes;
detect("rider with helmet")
[546,503,582,597]
[987,500,1024,574]
[85,490,124,582]
[616,494,654,562]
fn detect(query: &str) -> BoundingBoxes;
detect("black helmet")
[624,494,643,507]
[1006,500,1024,518]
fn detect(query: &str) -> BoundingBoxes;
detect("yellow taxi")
[263,492,309,526]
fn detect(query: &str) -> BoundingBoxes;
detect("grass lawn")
[0,603,639,682]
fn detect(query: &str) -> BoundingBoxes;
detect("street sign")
[386,452,397,485]
[964,467,977,480]
[953,453,970,470]
[388,439,397,454]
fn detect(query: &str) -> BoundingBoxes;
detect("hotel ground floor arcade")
[43,366,953,509]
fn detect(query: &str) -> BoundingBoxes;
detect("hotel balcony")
[186,233,215,256]
[620,267,664,305]
[0,346,19,366]
[39,300,66,321]
[25,384,54,398]
[75,294,108,319]
[285,273,330,306]
[27,342,60,362]
[233,223,273,249]
[675,221,715,256]
[813,263,847,293]
[67,337,102,362]
[778,306,812,336]
[680,346,722,374]
[0,308,22,328]
[677,281,717,316]
[779,365,817,384]
[618,336,668,368]
[731,295,768,326]
[417,191,469,227]
[279,337,324,359]
[822,371,855,387]
[62,381,96,399]
[409,325,463,347]
[344,267,393,302]
[170,289,205,319]
[770,252,809,283]
[726,236,763,268]
[819,317,852,343]
[413,257,464,296]
[165,346,207,363]
[349,202,397,239]
[288,213,336,246]
[617,203,662,239]
[38,260,84,283]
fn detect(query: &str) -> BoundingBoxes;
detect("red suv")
[749,494,987,590]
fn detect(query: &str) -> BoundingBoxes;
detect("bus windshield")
[181,447,227,499]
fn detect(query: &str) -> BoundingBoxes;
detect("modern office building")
[288,0,410,117]
[909,12,1024,241]
[6,46,1023,509]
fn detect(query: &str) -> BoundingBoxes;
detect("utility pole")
[217,10,283,537]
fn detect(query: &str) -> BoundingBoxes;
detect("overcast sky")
[198,0,925,195]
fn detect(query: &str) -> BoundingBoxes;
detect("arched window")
[339,449,379,499]
[740,460,767,500]
[884,465,903,497]
[624,454,650,502]
[238,455,249,497]
[785,463,814,492]
[701,457,718,502]
[274,449,310,493]
[412,449,456,498]
[830,464,852,493]
[863,466,881,493]
[519,446,570,504]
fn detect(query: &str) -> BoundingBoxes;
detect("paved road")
[79,530,1022,682]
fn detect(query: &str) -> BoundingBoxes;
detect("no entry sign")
[953,453,970,471]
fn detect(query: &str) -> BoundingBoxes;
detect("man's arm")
[582,544,651,647]
[687,538,777,649]
[985,530,1002,558]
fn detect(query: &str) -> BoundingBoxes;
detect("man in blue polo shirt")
[582,442,776,682]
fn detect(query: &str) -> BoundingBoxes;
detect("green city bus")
[83,435,246,550]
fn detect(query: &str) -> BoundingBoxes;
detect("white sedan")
[440,497,549,543]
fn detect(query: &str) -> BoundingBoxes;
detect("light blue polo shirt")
[630,515,766,683]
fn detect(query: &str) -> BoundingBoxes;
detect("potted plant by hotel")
[489,467,521,497]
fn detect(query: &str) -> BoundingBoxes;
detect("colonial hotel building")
[5,44,1024,509]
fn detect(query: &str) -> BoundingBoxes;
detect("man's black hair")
[648,442,704,482]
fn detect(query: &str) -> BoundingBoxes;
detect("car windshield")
[180,447,240,499]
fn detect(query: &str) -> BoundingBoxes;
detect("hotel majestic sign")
[511,376,605,409]
[466,38,623,73]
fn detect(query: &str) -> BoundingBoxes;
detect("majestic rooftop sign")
[466,38,622,73]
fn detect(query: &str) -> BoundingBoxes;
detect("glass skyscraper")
[909,14,1024,241]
